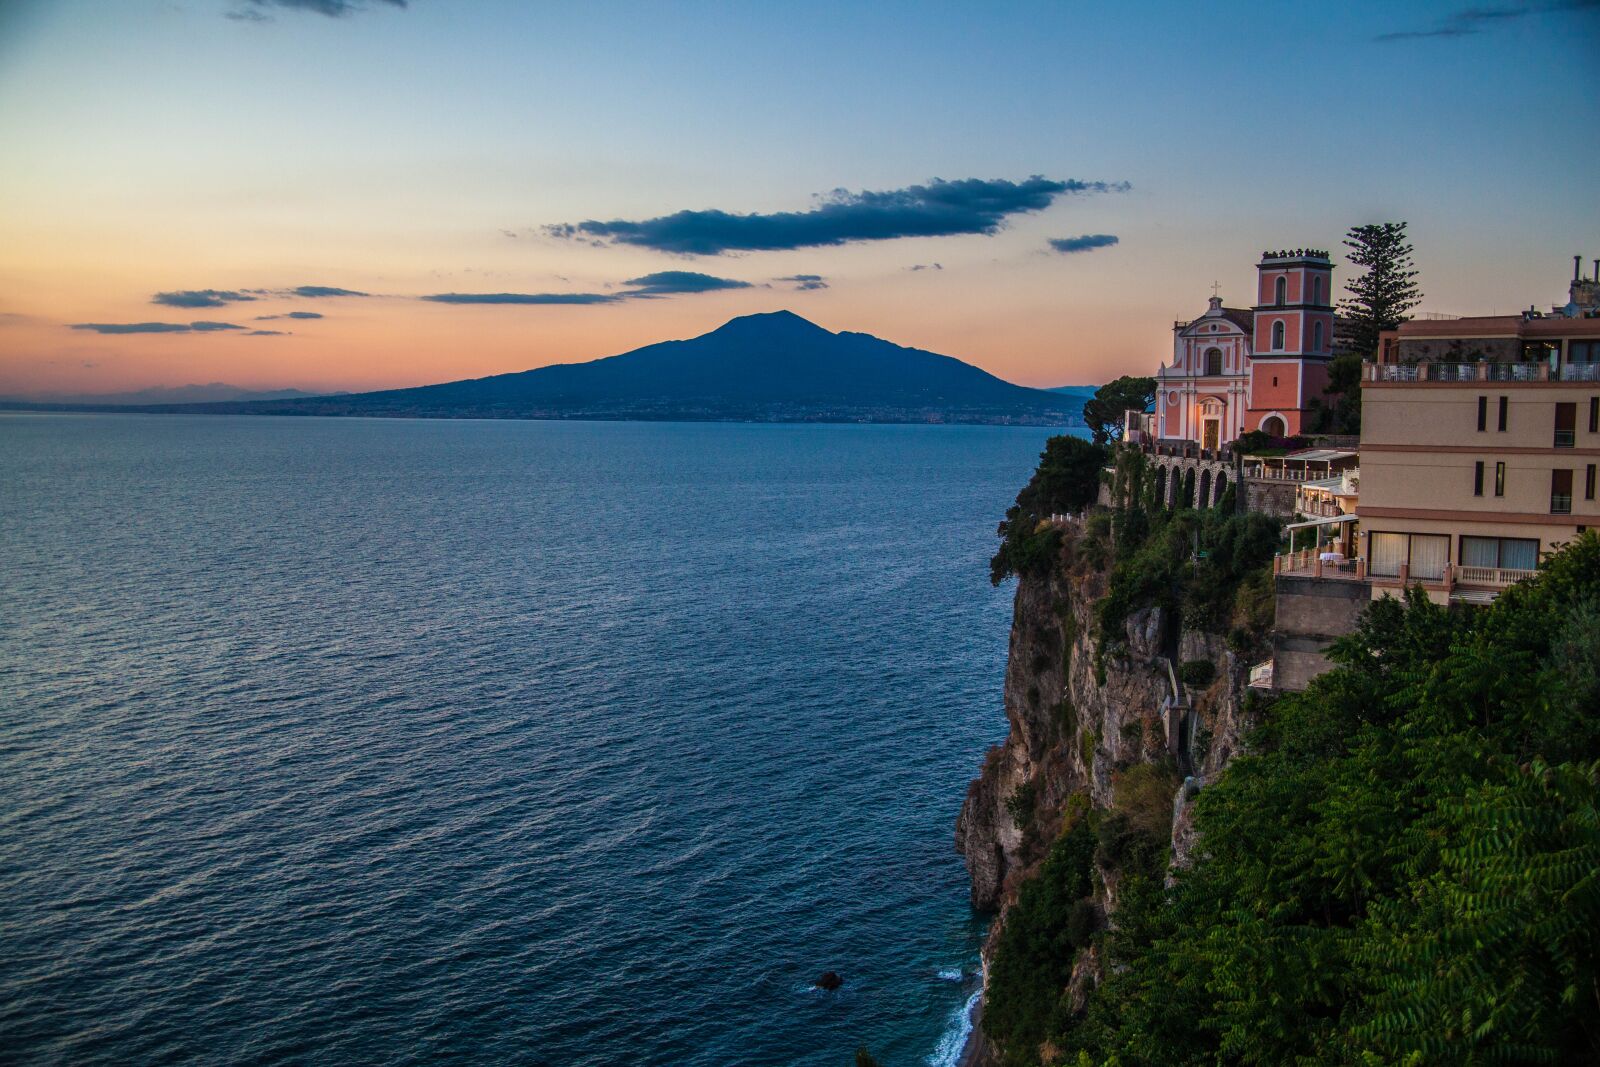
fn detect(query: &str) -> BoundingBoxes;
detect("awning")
[1279,449,1358,464]
[1285,513,1358,532]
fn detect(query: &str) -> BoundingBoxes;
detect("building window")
[1570,340,1598,363]
[1272,375,1279,387]
[1473,461,1484,496]
[1556,402,1576,447]
[1590,396,1598,433]
[1369,532,1449,580]
[1312,321,1324,352]
[1588,464,1597,501]
[1552,469,1573,514]
[1275,276,1287,306]
[1495,461,1506,497]
[1498,396,1508,432]
[1477,396,1487,432]
[1522,340,1560,365]
[1204,347,1222,376]
[1271,321,1285,350]
[1461,536,1539,571]
[1313,277,1324,305]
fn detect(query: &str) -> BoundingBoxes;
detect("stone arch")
[1153,464,1169,510]
[1213,470,1228,506]
[1180,466,1196,509]
[1198,468,1213,509]
[1260,413,1287,437]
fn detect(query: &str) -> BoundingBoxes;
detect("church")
[1153,248,1337,448]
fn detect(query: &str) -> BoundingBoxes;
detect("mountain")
[45,311,1080,426]
[1,384,338,406]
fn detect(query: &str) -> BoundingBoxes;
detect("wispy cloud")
[229,0,407,21]
[423,271,753,306]
[246,329,288,336]
[775,274,828,291]
[546,176,1130,255]
[1047,234,1120,254]
[1375,0,1598,40]
[256,311,325,320]
[907,263,943,272]
[152,289,258,308]
[422,292,622,305]
[289,285,368,298]
[622,271,752,297]
[70,320,248,334]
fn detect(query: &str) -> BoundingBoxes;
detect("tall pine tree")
[1338,222,1421,358]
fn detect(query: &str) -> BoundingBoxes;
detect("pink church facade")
[1154,249,1336,449]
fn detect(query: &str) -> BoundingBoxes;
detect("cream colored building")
[1357,270,1600,603]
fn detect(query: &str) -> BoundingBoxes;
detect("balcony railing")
[1552,494,1573,514]
[1555,429,1576,448]
[1274,550,1365,580]
[1456,565,1539,587]
[1368,361,1600,384]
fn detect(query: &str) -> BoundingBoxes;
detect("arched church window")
[1204,347,1222,376]
[1271,320,1285,349]
[1313,321,1324,352]
[1313,277,1324,305]
[1275,276,1287,306]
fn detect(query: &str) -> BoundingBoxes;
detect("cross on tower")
[1210,280,1222,298]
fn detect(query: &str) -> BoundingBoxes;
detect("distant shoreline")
[0,403,1084,429]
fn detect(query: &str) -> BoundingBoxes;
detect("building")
[1155,249,1337,448]
[1356,258,1600,604]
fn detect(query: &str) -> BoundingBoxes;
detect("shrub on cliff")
[991,436,1109,584]
[1057,531,1600,1066]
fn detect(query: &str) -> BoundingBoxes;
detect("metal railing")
[1552,494,1573,514]
[1555,429,1576,447]
[1368,361,1600,384]
[1274,550,1365,580]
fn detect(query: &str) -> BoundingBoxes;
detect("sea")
[0,413,1066,1067]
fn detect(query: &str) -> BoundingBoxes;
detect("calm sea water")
[0,414,1062,1067]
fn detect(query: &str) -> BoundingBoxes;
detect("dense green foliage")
[991,436,1110,584]
[1047,532,1600,1066]
[1082,377,1156,447]
[1338,221,1421,359]
[987,765,1179,1067]
[1089,449,1280,663]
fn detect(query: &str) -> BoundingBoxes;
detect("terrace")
[1367,361,1600,383]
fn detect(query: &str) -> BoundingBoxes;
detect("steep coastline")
[955,516,1258,1065]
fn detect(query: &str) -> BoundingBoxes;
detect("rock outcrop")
[955,518,1259,1059]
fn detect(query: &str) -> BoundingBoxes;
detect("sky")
[1,0,1596,397]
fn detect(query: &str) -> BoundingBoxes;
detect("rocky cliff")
[955,517,1258,1061]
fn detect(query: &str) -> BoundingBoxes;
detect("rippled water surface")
[0,414,1062,1066]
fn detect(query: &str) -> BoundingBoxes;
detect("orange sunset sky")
[1,1,1596,399]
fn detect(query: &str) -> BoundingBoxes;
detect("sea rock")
[814,971,843,991]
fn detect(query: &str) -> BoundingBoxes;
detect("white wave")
[936,968,963,982]
[927,989,981,1067]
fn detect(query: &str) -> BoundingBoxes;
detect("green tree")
[991,435,1109,584]
[1083,376,1156,446]
[1339,222,1421,359]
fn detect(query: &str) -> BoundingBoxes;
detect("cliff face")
[955,520,1257,1053]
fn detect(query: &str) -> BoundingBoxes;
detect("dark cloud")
[230,0,406,20]
[907,262,944,272]
[1375,0,1597,39]
[775,274,828,291]
[246,329,288,336]
[290,285,368,298]
[256,311,325,320]
[1048,234,1120,254]
[153,289,257,308]
[547,176,1130,256]
[621,271,753,297]
[422,292,622,305]
[70,321,246,334]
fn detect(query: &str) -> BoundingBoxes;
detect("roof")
[1285,513,1359,531]
[1179,306,1254,335]
[1278,448,1358,464]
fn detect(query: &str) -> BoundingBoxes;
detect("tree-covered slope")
[1021,532,1600,1065]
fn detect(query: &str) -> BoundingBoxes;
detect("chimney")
[1576,254,1584,283]
[1592,257,1598,282]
